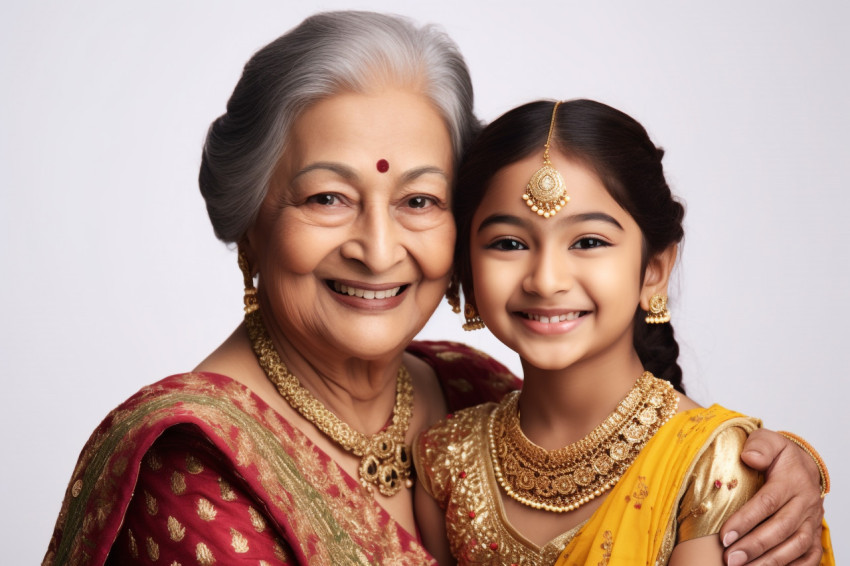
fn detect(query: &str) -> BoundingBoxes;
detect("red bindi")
[376,159,389,173]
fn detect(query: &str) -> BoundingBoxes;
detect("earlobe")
[640,245,678,310]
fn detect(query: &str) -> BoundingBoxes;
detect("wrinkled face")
[470,151,649,371]
[247,88,455,360]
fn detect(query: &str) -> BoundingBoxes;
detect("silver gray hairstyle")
[199,11,479,243]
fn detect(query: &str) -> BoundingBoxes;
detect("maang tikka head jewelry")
[522,101,569,218]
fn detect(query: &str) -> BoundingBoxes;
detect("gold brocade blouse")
[414,401,762,565]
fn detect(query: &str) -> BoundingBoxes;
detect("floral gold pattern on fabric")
[144,490,159,515]
[167,516,186,542]
[248,506,267,533]
[195,542,215,566]
[128,528,139,559]
[171,471,187,495]
[186,453,205,474]
[490,373,678,512]
[146,449,163,471]
[245,309,414,497]
[218,477,237,501]
[230,528,250,553]
[146,536,160,561]
[197,498,217,521]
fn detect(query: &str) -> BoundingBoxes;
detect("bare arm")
[670,535,726,566]
[414,482,456,566]
[721,428,825,566]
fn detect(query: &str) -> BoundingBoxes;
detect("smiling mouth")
[329,281,407,300]
[519,311,587,324]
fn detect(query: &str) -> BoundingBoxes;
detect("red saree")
[43,341,519,565]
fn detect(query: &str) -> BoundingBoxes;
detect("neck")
[255,310,404,436]
[517,347,645,450]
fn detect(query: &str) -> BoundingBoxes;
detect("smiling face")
[470,151,656,372]
[245,88,455,361]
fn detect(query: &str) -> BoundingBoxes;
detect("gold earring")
[645,293,670,324]
[445,276,461,314]
[238,250,259,314]
[521,101,569,219]
[462,303,485,331]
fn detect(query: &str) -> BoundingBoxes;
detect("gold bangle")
[777,431,830,498]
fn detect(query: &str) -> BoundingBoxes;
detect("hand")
[720,428,824,565]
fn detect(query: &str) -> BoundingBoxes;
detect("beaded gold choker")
[521,101,570,218]
[245,310,414,497]
[489,372,678,512]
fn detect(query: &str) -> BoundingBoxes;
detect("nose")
[522,245,573,297]
[340,203,406,273]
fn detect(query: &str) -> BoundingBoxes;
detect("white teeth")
[527,312,581,323]
[333,282,401,299]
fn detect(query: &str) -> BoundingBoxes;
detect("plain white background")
[2,1,847,563]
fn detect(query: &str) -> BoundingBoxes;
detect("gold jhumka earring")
[645,293,671,324]
[238,250,259,314]
[445,276,461,314]
[521,101,569,218]
[462,303,485,331]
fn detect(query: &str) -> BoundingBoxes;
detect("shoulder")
[413,400,499,505]
[407,340,520,411]
[675,406,764,542]
[44,372,279,565]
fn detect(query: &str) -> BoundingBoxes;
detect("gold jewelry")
[522,101,569,218]
[490,372,678,512]
[244,309,414,497]
[645,293,671,324]
[238,250,259,314]
[446,276,461,314]
[777,431,830,498]
[462,302,485,331]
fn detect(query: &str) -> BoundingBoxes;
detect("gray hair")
[199,10,479,243]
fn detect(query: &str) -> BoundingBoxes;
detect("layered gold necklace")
[490,372,678,512]
[245,310,414,497]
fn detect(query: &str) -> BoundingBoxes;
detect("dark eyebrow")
[477,214,528,232]
[477,211,624,233]
[570,212,624,230]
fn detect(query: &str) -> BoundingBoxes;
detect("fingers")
[720,481,787,547]
[724,521,822,565]
[739,428,788,471]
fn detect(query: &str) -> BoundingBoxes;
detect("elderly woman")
[44,11,827,566]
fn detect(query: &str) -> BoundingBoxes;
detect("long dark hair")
[454,99,686,392]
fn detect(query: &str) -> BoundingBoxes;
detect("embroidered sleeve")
[407,341,521,411]
[413,420,454,506]
[677,425,764,542]
[413,406,486,508]
[106,425,296,565]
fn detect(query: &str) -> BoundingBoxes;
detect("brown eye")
[406,196,434,209]
[571,237,609,250]
[307,193,340,206]
[489,238,527,251]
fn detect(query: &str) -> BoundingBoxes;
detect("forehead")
[285,88,452,163]
[477,150,632,223]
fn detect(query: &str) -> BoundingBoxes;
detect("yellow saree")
[553,405,834,565]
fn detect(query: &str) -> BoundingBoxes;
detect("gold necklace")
[490,372,678,512]
[245,310,414,497]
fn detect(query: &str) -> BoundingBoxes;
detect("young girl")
[413,99,834,565]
